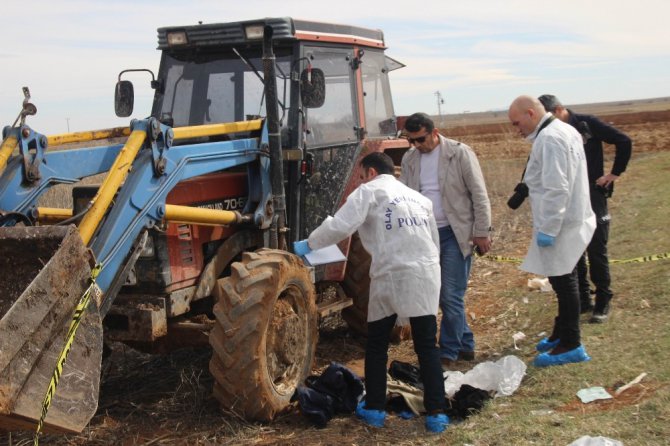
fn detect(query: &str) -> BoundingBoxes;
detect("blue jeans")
[438,226,474,360]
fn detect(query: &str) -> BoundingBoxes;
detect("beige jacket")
[400,135,491,257]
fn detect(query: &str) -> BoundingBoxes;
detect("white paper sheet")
[303,244,347,266]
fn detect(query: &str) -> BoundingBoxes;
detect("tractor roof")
[157,17,386,50]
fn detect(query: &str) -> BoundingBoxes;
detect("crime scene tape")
[610,252,669,264]
[33,263,103,446]
[480,252,669,265]
[481,254,523,263]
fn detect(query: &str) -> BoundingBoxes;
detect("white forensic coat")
[308,174,441,323]
[521,114,596,277]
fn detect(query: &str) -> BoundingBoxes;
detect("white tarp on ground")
[443,355,527,398]
[568,436,623,446]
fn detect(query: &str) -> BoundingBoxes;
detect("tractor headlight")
[167,31,188,46]
[244,24,264,40]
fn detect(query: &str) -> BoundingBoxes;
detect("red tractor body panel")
[164,172,248,291]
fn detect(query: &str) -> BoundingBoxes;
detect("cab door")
[299,45,362,237]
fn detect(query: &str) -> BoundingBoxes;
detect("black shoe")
[580,301,594,314]
[589,302,610,324]
[458,350,475,361]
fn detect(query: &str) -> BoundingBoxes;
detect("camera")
[577,121,592,144]
[595,183,613,198]
[507,182,529,209]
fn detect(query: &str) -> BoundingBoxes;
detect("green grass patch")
[434,151,670,445]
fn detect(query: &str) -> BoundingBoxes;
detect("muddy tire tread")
[208,249,316,421]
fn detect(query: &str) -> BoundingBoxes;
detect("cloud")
[1,0,669,133]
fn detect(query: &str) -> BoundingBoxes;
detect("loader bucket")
[0,225,103,433]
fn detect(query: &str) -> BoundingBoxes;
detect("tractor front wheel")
[208,248,317,421]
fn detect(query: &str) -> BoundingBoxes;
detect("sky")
[1,0,668,135]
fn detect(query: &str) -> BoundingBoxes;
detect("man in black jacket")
[538,94,632,323]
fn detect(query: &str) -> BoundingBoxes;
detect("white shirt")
[420,147,449,228]
[308,174,441,323]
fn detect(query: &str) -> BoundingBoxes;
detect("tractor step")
[317,286,353,317]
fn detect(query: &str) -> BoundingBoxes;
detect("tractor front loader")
[0,17,409,434]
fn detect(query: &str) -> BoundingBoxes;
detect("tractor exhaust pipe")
[262,25,287,250]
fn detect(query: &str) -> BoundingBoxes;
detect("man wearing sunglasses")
[400,112,492,369]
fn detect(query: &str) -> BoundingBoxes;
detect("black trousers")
[364,314,445,413]
[548,267,581,350]
[577,187,613,305]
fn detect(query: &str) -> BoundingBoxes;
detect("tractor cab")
[116,17,405,246]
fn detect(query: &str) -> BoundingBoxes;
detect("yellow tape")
[481,254,523,264]
[34,263,103,446]
[609,252,669,264]
[480,252,670,265]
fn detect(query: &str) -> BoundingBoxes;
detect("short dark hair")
[538,94,562,113]
[404,112,435,133]
[360,152,395,175]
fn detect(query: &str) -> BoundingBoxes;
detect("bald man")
[539,94,632,323]
[508,95,596,367]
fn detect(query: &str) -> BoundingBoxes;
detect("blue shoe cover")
[355,401,385,427]
[397,410,415,420]
[533,345,591,367]
[425,413,449,433]
[536,337,560,352]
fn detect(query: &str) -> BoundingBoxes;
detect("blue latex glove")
[536,232,555,247]
[293,239,312,256]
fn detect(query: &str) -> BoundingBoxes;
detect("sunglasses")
[407,133,431,144]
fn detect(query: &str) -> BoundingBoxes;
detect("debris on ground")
[614,372,647,396]
[576,387,613,404]
[443,355,526,398]
[568,435,623,446]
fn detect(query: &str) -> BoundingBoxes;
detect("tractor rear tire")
[341,233,410,343]
[208,248,317,421]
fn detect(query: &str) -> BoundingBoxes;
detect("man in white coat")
[508,96,596,367]
[293,152,449,433]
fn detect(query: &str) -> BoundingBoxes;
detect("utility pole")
[66,117,70,133]
[435,91,444,127]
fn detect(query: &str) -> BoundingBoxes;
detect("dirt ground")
[2,103,669,446]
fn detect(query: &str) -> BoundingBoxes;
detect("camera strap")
[518,115,556,182]
[536,115,556,135]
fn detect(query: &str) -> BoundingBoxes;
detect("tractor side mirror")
[114,80,135,117]
[300,68,325,108]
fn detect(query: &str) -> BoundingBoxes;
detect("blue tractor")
[0,17,407,433]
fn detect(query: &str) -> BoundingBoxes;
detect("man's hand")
[536,232,555,247]
[596,173,619,189]
[293,240,312,256]
[473,236,491,255]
